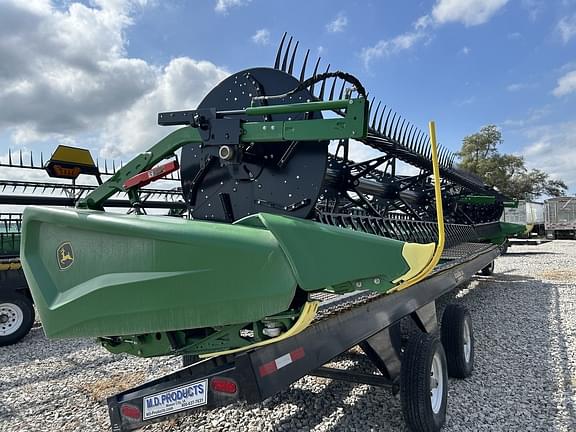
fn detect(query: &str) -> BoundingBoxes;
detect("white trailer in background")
[501,200,544,236]
[545,197,576,239]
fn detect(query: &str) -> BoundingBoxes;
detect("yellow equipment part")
[388,121,445,293]
[0,262,22,271]
[200,121,445,357]
[199,301,319,359]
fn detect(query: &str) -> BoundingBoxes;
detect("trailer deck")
[107,241,498,432]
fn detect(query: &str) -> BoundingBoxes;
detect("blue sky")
[1,0,575,193]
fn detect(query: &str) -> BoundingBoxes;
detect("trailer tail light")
[211,377,238,394]
[120,403,142,420]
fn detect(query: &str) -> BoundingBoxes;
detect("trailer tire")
[441,304,474,378]
[400,332,448,432]
[480,261,494,276]
[0,292,35,346]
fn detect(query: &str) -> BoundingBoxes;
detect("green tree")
[457,125,567,199]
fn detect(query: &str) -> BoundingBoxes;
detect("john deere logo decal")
[57,242,74,270]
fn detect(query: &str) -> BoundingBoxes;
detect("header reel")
[159,34,509,227]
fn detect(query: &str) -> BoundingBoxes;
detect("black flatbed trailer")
[107,241,499,432]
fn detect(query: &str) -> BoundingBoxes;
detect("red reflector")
[259,361,277,377]
[123,160,179,189]
[211,377,238,394]
[291,347,305,361]
[120,404,141,420]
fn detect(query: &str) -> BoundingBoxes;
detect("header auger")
[20,34,523,360]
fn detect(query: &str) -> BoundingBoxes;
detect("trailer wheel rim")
[430,351,444,414]
[463,318,471,363]
[0,302,24,336]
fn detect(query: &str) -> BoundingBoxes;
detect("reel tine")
[413,128,422,152]
[383,108,393,135]
[412,130,421,152]
[368,97,375,116]
[397,119,407,142]
[417,133,425,155]
[281,36,293,72]
[400,121,410,144]
[19,149,23,167]
[299,49,310,82]
[274,32,287,70]
[387,112,397,137]
[421,134,428,156]
[393,117,404,141]
[8,149,12,165]
[371,101,381,129]
[288,41,299,75]
[377,105,386,133]
[113,160,116,172]
[30,151,34,167]
[105,160,108,173]
[405,124,415,149]
[338,79,346,99]
[328,77,337,100]
[318,64,330,100]
[310,57,321,96]
[40,152,44,166]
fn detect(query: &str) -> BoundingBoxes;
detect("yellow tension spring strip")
[199,121,445,358]
[387,121,445,293]
[198,301,319,359]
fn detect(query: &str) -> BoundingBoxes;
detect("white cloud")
[461,46,470,55]
[360,0,507,67]
[521,0,545,22]
[432,0,509,26]
[101,58,228,158]
[557,14,576,43]
[553,70,576,97]
[0,0,156,140]
[502,106,550,128]
[455,96,476,106]
[522,121,576,193]
[251,28,270,45]
[360,30,427,67]
[0,0,229,159]
[214,0,250,14]
[326,12,348,33]
[507,82,528,92]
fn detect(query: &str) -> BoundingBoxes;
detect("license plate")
[142,379,208,420]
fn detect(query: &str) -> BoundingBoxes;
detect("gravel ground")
[1,240,575,432]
